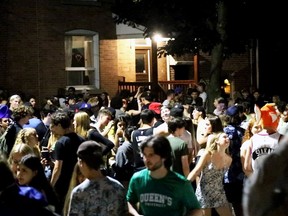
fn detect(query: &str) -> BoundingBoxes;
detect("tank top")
[251,131,281,171]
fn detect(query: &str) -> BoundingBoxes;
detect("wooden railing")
[158,80,196,92]
[118,80,196,101]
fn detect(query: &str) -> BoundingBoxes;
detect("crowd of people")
[0,84,287,216]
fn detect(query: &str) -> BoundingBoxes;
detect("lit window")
[65,30,99,89]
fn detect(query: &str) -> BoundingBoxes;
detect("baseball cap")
[79,103,92,110]
[77,141,103,170]
[170,104,184,117]
[0,105,10,118]
[226,105,238,117]
[149,102,162,115]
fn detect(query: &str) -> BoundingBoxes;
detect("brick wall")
[0,0,117,103]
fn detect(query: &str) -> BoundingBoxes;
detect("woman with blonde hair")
[8,143,34,176]
[14,127,41,158]
[187,132,233,216]
[73,111,91,139]
[240,116,262,177]
[62,163,85,216]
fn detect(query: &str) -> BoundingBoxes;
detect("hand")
[107,120,115,129]
[116,128,124,137]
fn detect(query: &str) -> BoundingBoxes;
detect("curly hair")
[14,128,40,157]
[12,105,33,122]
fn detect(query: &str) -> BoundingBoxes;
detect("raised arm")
[187,151,209,182]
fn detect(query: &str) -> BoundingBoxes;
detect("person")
[148,102,163,127]
[0,154,59,216]
[26,95,41,119]
[275,101,288,135]
[14,127,41,157]
[196,82,208,109]
[108,115,128,151]
[0,104,11,136]
[111,126,134,189]
[242,135,288,216]
[244,104,282,173]
[191,106,206,163]
[73,110,115,157]
[63,163,85,216]
[162,89,175,108]
[240,116,262,178]
[153,104,194,162]
[49,110,85,214]
[16,154,60,212]
[131,109,154,171]
[221,105,246,216]
[187,132,234,216]
[195,114,224,166]
[213,97,226,116]
[8,94,22,112]
[126,135,202,216]
[23,103,52,143]
[68,140,128,215]
[251,89,265,109]
[100,91,111,107]
[8,143,35,176]
[188,88,204,111]
[167,117,190,177]
[39,105,57,148]
[153,105,171,136]
[4,104,34,157]
[91,107,115,138]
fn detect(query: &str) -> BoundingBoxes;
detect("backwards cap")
[255,103,279,130]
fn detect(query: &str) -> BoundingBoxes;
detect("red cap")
[149,102,162,114]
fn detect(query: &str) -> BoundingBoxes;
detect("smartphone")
[41,147,50,160]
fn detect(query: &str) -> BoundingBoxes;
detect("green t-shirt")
[167,136,189,176]
[127,169,200,216]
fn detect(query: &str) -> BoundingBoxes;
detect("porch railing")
[118,80,196,101]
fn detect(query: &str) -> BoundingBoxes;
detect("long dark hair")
[18,154,59,208]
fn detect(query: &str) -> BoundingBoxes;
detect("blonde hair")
[74,111,90,139]
[242,117,258,144]
[47,131,61,150]
[87,96,99,107]
[63,163,85,216]
[8,143,34,165]
[206,132,223,153]
[9,94,21,103]
[14,128,40,157]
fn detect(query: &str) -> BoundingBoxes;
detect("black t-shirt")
[131,127,153,169]
[53,132,85,201]
[87,129,115,156]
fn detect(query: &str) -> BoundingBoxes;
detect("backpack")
[0,124,14,158]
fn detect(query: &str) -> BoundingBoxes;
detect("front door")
[135,48,150,82]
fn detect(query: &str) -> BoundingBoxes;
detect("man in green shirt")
[126,135,202,216]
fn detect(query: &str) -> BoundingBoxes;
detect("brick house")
[0,0,256,103]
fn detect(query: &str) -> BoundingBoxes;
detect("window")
[65,30,99,89]
[135,49,150,74]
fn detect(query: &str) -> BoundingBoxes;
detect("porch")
[118,80,196,101]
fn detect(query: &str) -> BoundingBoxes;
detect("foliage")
[111,0,284,111]
[112,0,258,58]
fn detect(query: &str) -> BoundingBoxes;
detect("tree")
[112,0,262,112]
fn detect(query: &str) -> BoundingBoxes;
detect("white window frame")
[65,29,100,90]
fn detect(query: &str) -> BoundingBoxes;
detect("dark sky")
[258,36,287,101]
